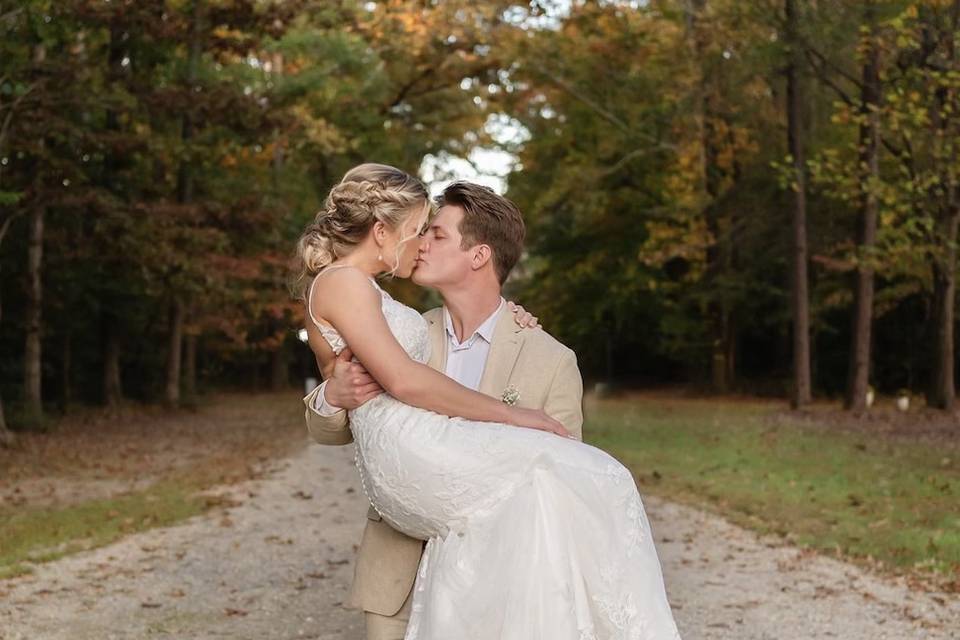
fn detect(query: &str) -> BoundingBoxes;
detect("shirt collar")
[444,298,505,346]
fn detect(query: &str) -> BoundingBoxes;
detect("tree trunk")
[605,330,614,383]
[0,212,14,445]
[703,120,728,392]
[845,3,881,411]
[61,332,73,410]
[724,135,743,391]
[928,216,959,410]
[249,357,261,390]
[103,315,123,407]
[0,396,12,447]
[102,23,126,412]
[164,298,184,408]
[0,251,13,445]
[686,0,734,392]
[723,309,736,388]
[184,333,197,399]
[176,0,203,205]
[0,243,12,444]
[165,0,203,409]
[926,1,960,410]
[23,201,44,419]
[786,0,812,408]
[270,344,288,391]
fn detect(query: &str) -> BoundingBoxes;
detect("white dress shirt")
[313,298,506,415]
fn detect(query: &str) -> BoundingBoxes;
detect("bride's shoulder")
[309,266,379,307]
[312,265,373,288]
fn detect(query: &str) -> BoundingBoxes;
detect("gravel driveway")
[1,441,957,639]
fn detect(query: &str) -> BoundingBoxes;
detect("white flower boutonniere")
[501,385,521,406]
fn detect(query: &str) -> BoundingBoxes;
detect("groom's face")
[412,205,475,289]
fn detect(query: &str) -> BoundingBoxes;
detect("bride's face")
[384,204,430,278]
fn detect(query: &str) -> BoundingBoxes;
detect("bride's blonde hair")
[294,163,430,299]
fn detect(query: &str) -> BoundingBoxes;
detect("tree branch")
[803,40,864,89]
[803,49,857,107]
[537,69,630,134]
[597,146,675,178]
[0,80,40,148]
[0,210,23,247]
[802,42,912,163]
[383,65,437,113]
[533,69,673,153]
[0,7,23,23]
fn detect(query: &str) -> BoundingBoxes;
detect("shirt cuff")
[312,380,345,417]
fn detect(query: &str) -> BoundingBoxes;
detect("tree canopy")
[1,0,958,433]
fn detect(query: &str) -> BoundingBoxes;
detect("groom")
[303,181,584,640]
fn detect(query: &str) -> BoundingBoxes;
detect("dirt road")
[1,441,957,639]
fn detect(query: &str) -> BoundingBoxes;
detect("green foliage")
[589,396,960,577]
[1,0,958,405]
[0,0,507,405]
[494,0,950,394]
[502,1,792,380]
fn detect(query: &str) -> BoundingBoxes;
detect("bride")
[297,163,681,640]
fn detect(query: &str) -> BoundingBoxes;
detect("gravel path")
[1,441,957,640]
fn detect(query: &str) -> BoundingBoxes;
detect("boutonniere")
[501,384,521,406]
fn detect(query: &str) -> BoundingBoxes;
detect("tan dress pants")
[364,588,413,640]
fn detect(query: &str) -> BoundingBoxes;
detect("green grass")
[587,396,960,579]
[0,476,211,578]
[0,391,307,579]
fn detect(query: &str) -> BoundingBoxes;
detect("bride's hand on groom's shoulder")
[509,407,572,439]
[324,348,384,410]
[507,301,540,329]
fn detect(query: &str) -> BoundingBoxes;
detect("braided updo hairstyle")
[294,163,430,298]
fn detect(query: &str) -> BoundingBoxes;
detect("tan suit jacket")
[303,306,584,616]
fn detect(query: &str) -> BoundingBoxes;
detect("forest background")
[2,0,960,442]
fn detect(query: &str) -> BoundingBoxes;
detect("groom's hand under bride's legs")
[364,590,413,640]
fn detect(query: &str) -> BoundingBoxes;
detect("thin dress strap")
[306,265,383,354]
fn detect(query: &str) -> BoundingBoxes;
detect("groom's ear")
[471,244,494,271]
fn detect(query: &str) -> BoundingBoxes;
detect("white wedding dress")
[308,271,682,640]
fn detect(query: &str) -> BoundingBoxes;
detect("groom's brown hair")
[437,182,525,284]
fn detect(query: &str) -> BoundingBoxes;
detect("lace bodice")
[306,269,430,365]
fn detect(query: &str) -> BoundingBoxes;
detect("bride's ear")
[373,220,388,247]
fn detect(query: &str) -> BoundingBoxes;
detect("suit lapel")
[478,311,525,398]
[425,309,447,373]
